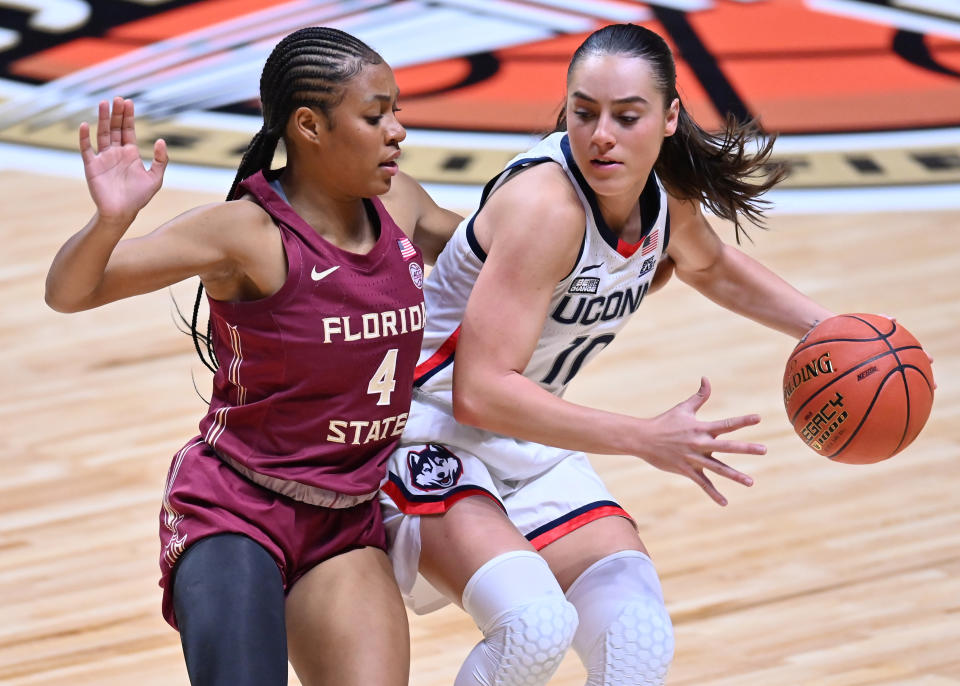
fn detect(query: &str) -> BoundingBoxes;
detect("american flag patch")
[641,229,659,256]
[397,237,417,261]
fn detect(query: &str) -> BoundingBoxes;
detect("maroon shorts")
[158,438,385,629]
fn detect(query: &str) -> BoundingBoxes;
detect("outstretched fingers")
[687,454,754,506]
[689,469,727,506]
[121,98,137,147]
[149,138,168,183]
[78,121,95,165]
[697,452,755,486]
[109,96,125,147]
[708,437,766,457]
[681,377,712,413]
[708,413,761,437]
[96,100,111,153]
[698,415,764,486]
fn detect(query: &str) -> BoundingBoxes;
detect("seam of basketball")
[791,314,895,356]
[826,367,901,459]
[865,316,913,456]
[787,345,919,424]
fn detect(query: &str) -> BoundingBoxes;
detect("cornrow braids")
[556,23,788,244]
[188,27,384,372]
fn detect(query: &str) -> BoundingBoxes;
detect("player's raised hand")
[78,97,167,224]
[637,377,763,506]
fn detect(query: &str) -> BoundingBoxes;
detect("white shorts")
[380,392,634,614]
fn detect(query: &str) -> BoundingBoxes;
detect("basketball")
[783,314,934,464]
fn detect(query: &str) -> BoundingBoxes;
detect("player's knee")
[503,593,580,665]
[173,535,287,686]
[457,551,579,686]
[585,594,674,685]
[566,551,674,686]
[464,593,578,686]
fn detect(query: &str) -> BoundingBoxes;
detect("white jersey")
[414,131,669,401]
[382,133,670,609]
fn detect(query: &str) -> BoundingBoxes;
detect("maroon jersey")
[197,171,425,504]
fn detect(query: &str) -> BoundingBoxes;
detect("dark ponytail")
[187,27,384,372]
[558,23,787,243]
[655,105,787,243]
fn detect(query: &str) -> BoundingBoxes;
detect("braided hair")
[555,23,788,243]
[189,27,384,371]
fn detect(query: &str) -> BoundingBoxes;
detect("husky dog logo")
[408,443,463,491]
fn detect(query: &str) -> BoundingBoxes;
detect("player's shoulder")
[176,197,279,267]
[222,195,275,225]
[202,196,279,243]
[476,161,585,276]
[486,161,584,227]
[182,196,274,230]
[665,192,704,228]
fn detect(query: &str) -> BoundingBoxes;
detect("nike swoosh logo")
[311,265,340,281]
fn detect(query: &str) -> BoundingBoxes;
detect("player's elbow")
[452,368,520,433]
[674,249,726,292]
[44,286,77,313]
[451,384,485,427]
[451,367,500,428]
[44,279,91,313]
[45,297,86,314]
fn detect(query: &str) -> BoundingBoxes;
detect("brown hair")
[555,23,787,242]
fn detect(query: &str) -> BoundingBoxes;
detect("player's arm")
[451,163,599,448]
[380,170,463,264]
[45,97,278,312]
[666,196,834,338]
[452,165,762,504]
[46,200,275,312]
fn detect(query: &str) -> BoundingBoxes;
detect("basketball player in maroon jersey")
[44,28,460,686]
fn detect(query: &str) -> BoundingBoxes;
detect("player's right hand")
[637,377,763,506]
[78,97,167,225]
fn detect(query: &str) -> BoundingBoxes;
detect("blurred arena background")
[1,2,959,685]
[2,0,960,208]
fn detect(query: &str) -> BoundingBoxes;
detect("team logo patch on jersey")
[409,262,424,289]
[639,256,656,277]
[408,443,463,491]
[569,277,600,294]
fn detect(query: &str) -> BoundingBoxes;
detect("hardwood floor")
[2,171,957,684]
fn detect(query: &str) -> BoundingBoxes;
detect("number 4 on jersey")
[368,349,399,405]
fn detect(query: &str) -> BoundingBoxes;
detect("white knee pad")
[565,551,674,686]
[456,551,579,686]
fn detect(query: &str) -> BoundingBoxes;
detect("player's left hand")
[79,97,167,225]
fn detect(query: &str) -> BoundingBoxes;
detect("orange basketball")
[783,314,934,464]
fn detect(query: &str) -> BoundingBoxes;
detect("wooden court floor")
[1,171,958,685]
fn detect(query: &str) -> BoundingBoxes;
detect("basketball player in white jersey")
[380,24,836,686]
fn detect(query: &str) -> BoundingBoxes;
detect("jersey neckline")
[240,170,396,273]
[559,134,661,258]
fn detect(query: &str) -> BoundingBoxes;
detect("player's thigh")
[539,515,648,591]
[419,494,537,603]
[285,546,409,686]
